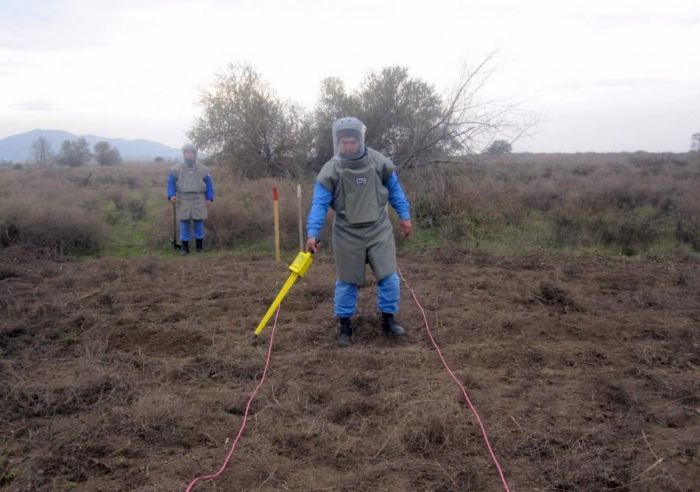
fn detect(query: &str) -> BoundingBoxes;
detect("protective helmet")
[182,143,197,165]
[182,143,198,155]
[332,116,366,160]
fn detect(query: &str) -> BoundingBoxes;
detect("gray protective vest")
[171,162,210,221]
[316,148,397,284]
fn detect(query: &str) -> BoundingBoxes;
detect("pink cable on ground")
[397,266,511,492]
[185,307,281,492]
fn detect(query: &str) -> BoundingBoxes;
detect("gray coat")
[316,148,397,284]
[170,162,211,221]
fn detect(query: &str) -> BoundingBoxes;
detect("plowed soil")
[1,248,699,491]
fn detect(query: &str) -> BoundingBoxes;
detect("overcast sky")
[1,0,698,152]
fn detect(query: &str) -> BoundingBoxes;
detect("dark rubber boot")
[337,317,352,347]
[381,312,406,337]
[196,238,203,252]
[181,240,190,255]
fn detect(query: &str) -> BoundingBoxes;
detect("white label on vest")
[356,177,367,186]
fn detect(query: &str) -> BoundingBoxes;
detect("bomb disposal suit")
[167,144,214,254]
[306,117,412,346]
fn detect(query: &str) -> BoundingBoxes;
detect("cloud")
[673,15,700,28]
[0,0,106,51]
[8,99,63,111]
[553,77,679,91]
[0,59,33,76]
[576,6,700,30]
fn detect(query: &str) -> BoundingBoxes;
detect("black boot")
[195,238,204,252]
[181,240,190,255]
[381,312,406,337]
[337,317,352,347]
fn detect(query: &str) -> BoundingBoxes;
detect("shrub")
[56,138,92,167]
[205,178,304,248]
[403,153,700,255]
[2,152,699,257]
[0,167,108,255]
[94,141,122,166]
[484,139,512,155]
[0,202,106,255]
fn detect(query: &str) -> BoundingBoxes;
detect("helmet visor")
[332,117,366,160]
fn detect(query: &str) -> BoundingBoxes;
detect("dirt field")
[1,248,698,491]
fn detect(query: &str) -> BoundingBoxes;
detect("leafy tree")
[57,138,92,167]
[359,67,449,166]
[691,132,700,152]
[94,141,122,165]
[484,139,513,155]
[191,57,534,175]
[308,77,361,170]
[189,63,311,178]
[310,59,532,169]
[31,137,53,167]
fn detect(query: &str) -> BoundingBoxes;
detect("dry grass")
[1,251,697,490]
[403,152,700,256]
[1,152,699,257]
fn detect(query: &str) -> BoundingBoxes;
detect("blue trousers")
[335,272,400,317]
[180,220,205,241]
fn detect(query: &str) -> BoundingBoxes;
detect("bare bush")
[2,152,698,258]
[205,178,305,248]
[0,164,174,255]
[403,152,700,255]
[0,202,106,254]
[104,189,147,221]
[31,136,53,167]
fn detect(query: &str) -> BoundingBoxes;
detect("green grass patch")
[398,226,442,254]
[104,221,150,256]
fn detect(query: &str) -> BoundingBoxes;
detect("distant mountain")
[0,129,182,162]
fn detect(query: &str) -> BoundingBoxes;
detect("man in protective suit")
[167,144,214,255]
[306,117,412,347]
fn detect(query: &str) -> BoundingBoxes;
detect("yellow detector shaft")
[254,251,314,336]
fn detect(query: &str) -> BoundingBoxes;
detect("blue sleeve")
[204,175,214,201]
[306,181,333,239]
[167,174,177,199]
[386,172,410,220]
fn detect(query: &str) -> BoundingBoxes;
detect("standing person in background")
[167,144,214,255]
[306,116,412,347]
